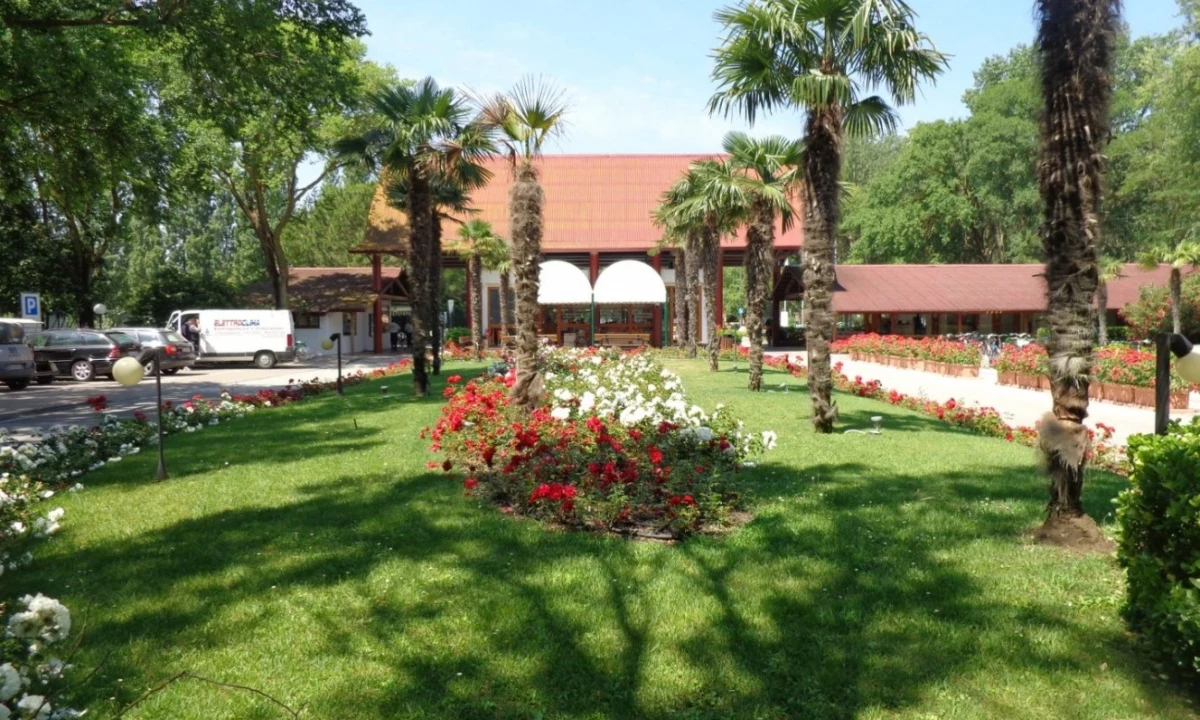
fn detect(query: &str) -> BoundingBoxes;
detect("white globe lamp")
[320,337,335,351]
[112,356,145,387]
[1171,334,1200,384]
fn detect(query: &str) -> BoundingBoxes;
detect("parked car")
[110,327,197,375]
[0,321,36,390]
[31,330,142,383]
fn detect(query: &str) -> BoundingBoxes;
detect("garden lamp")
[112,355,168,480]
[92,303,107,328]
[1154,333,1200,435]
[326,332,344,395]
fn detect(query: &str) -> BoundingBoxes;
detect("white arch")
[593,260,667,305]
[537,260,593,305]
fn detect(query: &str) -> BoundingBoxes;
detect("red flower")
[648,446,664,465]
[442,459,453,472]
[443,386,457,398]
[447,375,463,384]
[132,410,148,423]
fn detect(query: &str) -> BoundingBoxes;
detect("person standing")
[388,318,400,351]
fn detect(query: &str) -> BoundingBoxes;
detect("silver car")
[0,321,36,390]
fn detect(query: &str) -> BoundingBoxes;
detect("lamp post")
[112,353,168,481]
[1155,332,1200,435]
[322,333,343,395]
[92,303,107,329]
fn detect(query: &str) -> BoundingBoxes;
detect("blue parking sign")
[19,293,40,319]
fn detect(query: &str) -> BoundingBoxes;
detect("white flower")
[16,694,50,720]
[7,594,70,643]
[550,407,571,421]
[761,430,778,451]
[694,427,714,442]
[579,392,596,413]
[0,663,20,701]
[0,702,9,720]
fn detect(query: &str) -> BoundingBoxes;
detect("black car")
[31,330,142,383]
[110,327,197,375]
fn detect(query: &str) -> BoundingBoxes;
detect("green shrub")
[1106,326,1128,343]
[1116,418,1200,678]
[444,326,471,344]
[1119,274,1200,341]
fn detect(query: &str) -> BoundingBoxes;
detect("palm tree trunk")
[429,211,443,375]
[803,105,843,433]
[407,176,433,397]
[1171,267,1182,334]
[1035,0,1114,527]
[1096,280,1109,346]
[509,160,545,409]
[703,222,720,372]
[499,269,513,348]
[685,231,701,359]
[469,255,483,361]
[674,248,689,349]
[746,199,773,391]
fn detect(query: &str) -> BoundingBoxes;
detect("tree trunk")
[703,222,720,372]
[1035,0,1114,526]
[499,269,513,348]
[1096,280,1109,345]
[469,255,483,361]
[1171,267,1182,335]
[803,104,843,433]
[674,248,689,349]
[407,176,433,397]
[746,199,774,391]
[429,211,443,375]
[685,230,701,359]
[274,241,290,310]
[509,160,544,409]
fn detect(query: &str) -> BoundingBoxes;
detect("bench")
[595,333,650,350]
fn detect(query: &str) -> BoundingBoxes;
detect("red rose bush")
[429,349,774,538]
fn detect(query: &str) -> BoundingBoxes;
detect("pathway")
[773,352,1197,446]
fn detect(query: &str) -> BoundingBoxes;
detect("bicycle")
[294,340,313,363]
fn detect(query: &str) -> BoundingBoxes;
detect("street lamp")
[92,303,107,329]
[1155,332,1200,435]
[112,354,168,481]
[322,333,343,395]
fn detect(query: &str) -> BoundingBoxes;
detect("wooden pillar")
[372,254,384,354]
[589,252,600,283]
[715,248,725,327]
[464,268,472,332]
[932,314,940,335]
[957,313,964,334]
[651,254,663,348]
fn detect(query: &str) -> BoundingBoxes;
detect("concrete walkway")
[775,352,1198,446]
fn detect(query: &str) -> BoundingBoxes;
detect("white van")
[166,309,296,369]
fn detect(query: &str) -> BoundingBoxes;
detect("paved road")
[781,353,1199,446]
[0,352,408,433]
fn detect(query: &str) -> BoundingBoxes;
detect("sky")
[354,0,1184,154]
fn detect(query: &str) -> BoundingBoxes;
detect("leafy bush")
[830,333,981,366]
[1106,326,1128,343]
[1119,274,1200,341]
[995,344,1190,390]
[444,326,471,344]
[428,349,773,537]
[1117,419,1200,678]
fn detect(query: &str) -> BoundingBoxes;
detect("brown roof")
[353,186,412,257]
[775,263,1185,314]
[244,267,411,313]
[365,154,805,254]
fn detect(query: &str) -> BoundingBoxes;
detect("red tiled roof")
[244,267,410,312]
[367,154,805,253]
[776,263,1185,314]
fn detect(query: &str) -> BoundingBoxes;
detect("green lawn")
[14,360,1195,719]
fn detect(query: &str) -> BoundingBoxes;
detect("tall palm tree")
[1095,256,1124,345]
[476,77,568,410]
[707,131,803,390]
[1035,0,1119,527]
[710,0,946,432]
[1139,240,1200,335]
[453,219,508,360]
[334,78,488,396]
[655,178,702,359]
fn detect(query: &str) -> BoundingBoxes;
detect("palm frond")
[842,95,898,138]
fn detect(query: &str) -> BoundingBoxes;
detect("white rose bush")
[428,348,775,538]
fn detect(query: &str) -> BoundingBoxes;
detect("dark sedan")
[111,327,197,375]
[32,330,142,383]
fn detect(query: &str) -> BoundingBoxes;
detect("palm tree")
[1139,240,1200,335]
[654,179,702,359]
[477,77,568,410]
[710,0,946,432]
[453,219,508,360]
[334,77,489,397]
[1035,0,1119,528]
[1095,256,1124,345]
[707,131,803,390]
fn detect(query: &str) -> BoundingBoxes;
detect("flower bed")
[831,334,981,376]
[427,348,774,539]
[994,345,1190,409]
[764,355,1125,474]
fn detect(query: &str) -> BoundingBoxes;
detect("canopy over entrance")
[593,260,667,305]
[538,260,593,305]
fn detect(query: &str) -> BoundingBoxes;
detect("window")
[49,333,82,347]
[487,286,515,324]
[293,312,321,329]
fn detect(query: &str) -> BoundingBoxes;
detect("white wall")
[295,311,377,356]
